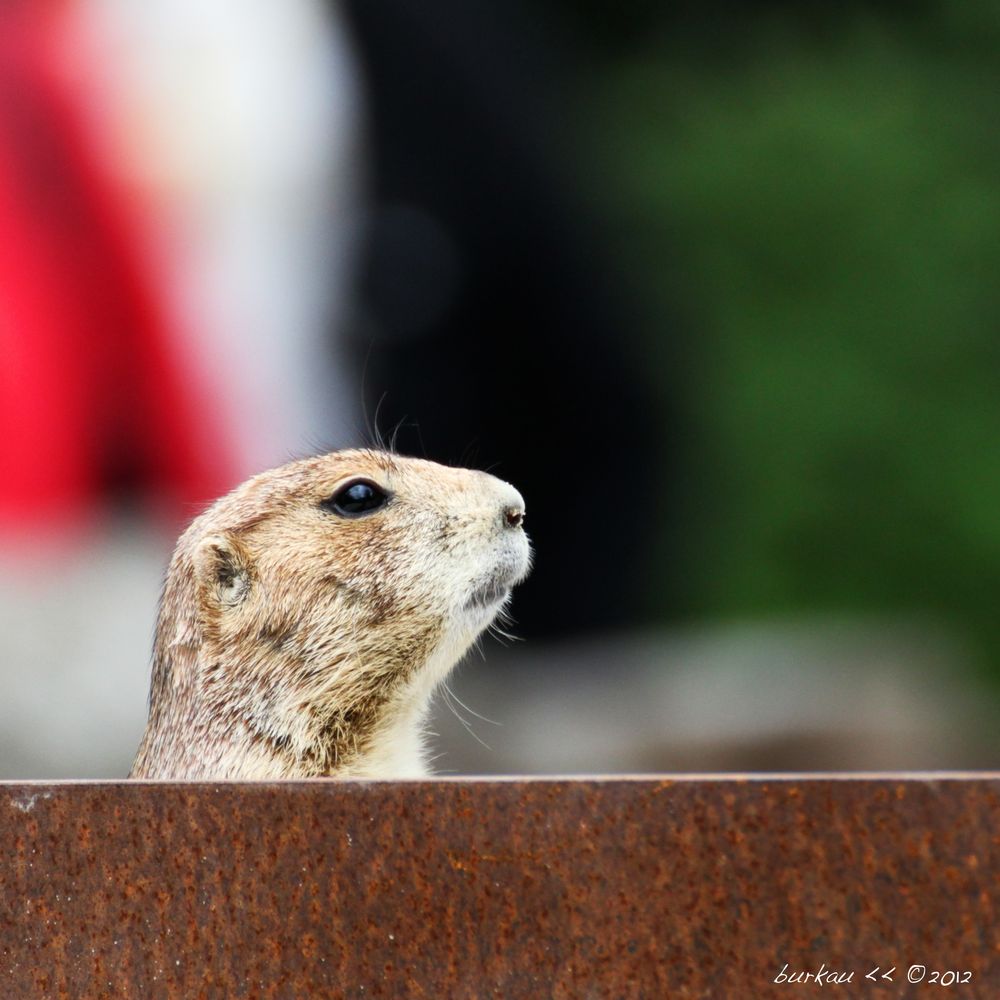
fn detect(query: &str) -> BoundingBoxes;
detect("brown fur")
[130,449,530,779]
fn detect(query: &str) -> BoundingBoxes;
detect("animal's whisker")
[443,681,500,727]
[440,683,493,752]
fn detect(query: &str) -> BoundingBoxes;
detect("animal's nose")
[502,505,525,529]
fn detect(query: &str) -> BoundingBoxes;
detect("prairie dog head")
[131,450,531,779]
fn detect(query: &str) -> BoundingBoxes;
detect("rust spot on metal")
[0,777,997,997]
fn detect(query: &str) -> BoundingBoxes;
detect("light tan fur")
[130,449,530,779]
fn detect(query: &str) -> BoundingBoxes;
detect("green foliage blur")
[571,3,1000,676]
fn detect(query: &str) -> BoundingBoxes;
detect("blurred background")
[1,0,998,777]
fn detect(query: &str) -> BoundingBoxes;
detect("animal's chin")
[464,578,512,611]
[461,542,531,617]
[463,558,525,613]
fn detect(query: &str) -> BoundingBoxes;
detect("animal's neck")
[132,645,445,780]
[131,601,470,780]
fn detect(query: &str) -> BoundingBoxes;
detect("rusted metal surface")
[0,776,998,999]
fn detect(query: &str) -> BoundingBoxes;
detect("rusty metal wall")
[0,776,998,998]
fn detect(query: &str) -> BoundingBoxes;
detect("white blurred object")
[60,0,363,473]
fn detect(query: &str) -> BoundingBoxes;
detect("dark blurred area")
[0,0,998,776]
[342,0,665,636]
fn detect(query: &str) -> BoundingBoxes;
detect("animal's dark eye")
[321,479,390,517]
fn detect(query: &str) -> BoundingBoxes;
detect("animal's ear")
[193,533,253,608]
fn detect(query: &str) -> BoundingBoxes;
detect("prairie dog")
[130,450,530,779]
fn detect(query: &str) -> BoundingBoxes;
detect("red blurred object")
[0,4,237,540]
